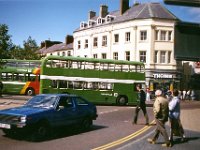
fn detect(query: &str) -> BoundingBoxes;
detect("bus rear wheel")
[26,88,35,96]
[116,96,128,106]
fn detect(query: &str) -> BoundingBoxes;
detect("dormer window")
[88,20,96,27]
[97,18,105,25]
[106,15,115,23]
[80,22,87,29]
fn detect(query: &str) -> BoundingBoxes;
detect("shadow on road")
[3,124,107,142]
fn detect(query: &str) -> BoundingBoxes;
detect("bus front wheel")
[26,88,35,96]
[116,96,128,106]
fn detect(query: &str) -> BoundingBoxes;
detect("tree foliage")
[0,24,13,59]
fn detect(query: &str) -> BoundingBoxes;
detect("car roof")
[37,94,78,98]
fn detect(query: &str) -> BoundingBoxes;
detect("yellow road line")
[92,120,155,150]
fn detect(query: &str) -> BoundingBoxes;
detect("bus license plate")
[0,123,11,129]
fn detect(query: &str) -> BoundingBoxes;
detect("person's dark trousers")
[169,118,185,142]
[133,104,149,124]
[152,118,170,144]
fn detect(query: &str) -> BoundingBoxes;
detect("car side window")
[76,97,88,106]
[59,96,73,108]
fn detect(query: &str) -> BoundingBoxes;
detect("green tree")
[0,24,13,59]
[9,45,24,59]
[22,36,41,60]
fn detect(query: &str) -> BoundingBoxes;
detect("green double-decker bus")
[40,56,146,105]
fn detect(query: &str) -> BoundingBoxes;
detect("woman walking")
[169,89,185,145]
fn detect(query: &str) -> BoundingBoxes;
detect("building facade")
[73,1,182,91]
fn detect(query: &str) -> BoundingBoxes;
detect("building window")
[93,54,97,58]
[114,34,119,43]
[168,51,171,63]
[168,31,172,41]
[160,31,167,41]
[85,39,88,48]
[62,52,65,56]
[155,30,159,41]
[125,51,130,61]
[102,36,107,47]
[140,30,147,41]
[57,52,60,56]
[93,37,98,47]
[97,18,102,24]
[113,52,118,60]
[67,51,71,56]
[160,51,166,63]
[102,53,107,59]
[78,40,81,49]
[125,32,130,42]
[154,51,158,63]
[139,51,146,63]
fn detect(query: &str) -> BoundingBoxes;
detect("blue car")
[0,94,98,139]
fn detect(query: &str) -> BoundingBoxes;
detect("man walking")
[147,89,171,147]
[133,84,149,125]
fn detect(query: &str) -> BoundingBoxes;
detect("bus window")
[100,63,108,70]
[130,65,136,72]
[66,81,72,88]
[71,61,79,69]
[13,73,19,81]
[26,73,36,81]
[18,73,25,81]
[108,64,115,71]
[122,64,129,72]
[1,73,11,81]
[115,64,122,72]
[94,62,100,70]
[85,62,94,70]
[141,65,145,73]
[6,73,13,81]
[51,80,57,88]
[73,81,84,89]
[58,80,68,88]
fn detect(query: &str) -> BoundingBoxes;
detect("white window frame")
[113,52,118,60]
[139,51,146,63]
[125,32,130,42]
[102,35,107,47]
[85,39,88,48]
[160,51,166,63]
[140,30,147,41]
[93,37,98,47]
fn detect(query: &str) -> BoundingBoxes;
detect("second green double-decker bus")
[40,56,146,105]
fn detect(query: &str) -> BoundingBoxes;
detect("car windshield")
[25,95,58,108]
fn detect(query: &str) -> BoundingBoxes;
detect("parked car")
[0,94,98,139]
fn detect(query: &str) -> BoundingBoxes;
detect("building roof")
[39,43,73,54]
[75,3,179,32]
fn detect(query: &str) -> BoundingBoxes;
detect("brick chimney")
[120,0,129,15]
[65,35,73,44]
[40,40,61,48]
[88,11,96,20]
[99,5,108,18]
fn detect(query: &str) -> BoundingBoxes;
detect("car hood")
[0,106,50,116]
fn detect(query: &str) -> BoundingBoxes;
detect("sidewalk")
[180,101,200,132]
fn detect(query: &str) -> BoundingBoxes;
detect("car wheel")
[82,118,92,130]
[33,122,50,141]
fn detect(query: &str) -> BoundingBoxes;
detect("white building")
[73,1,183,91]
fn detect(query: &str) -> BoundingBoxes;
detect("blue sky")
[0,0,200,47]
